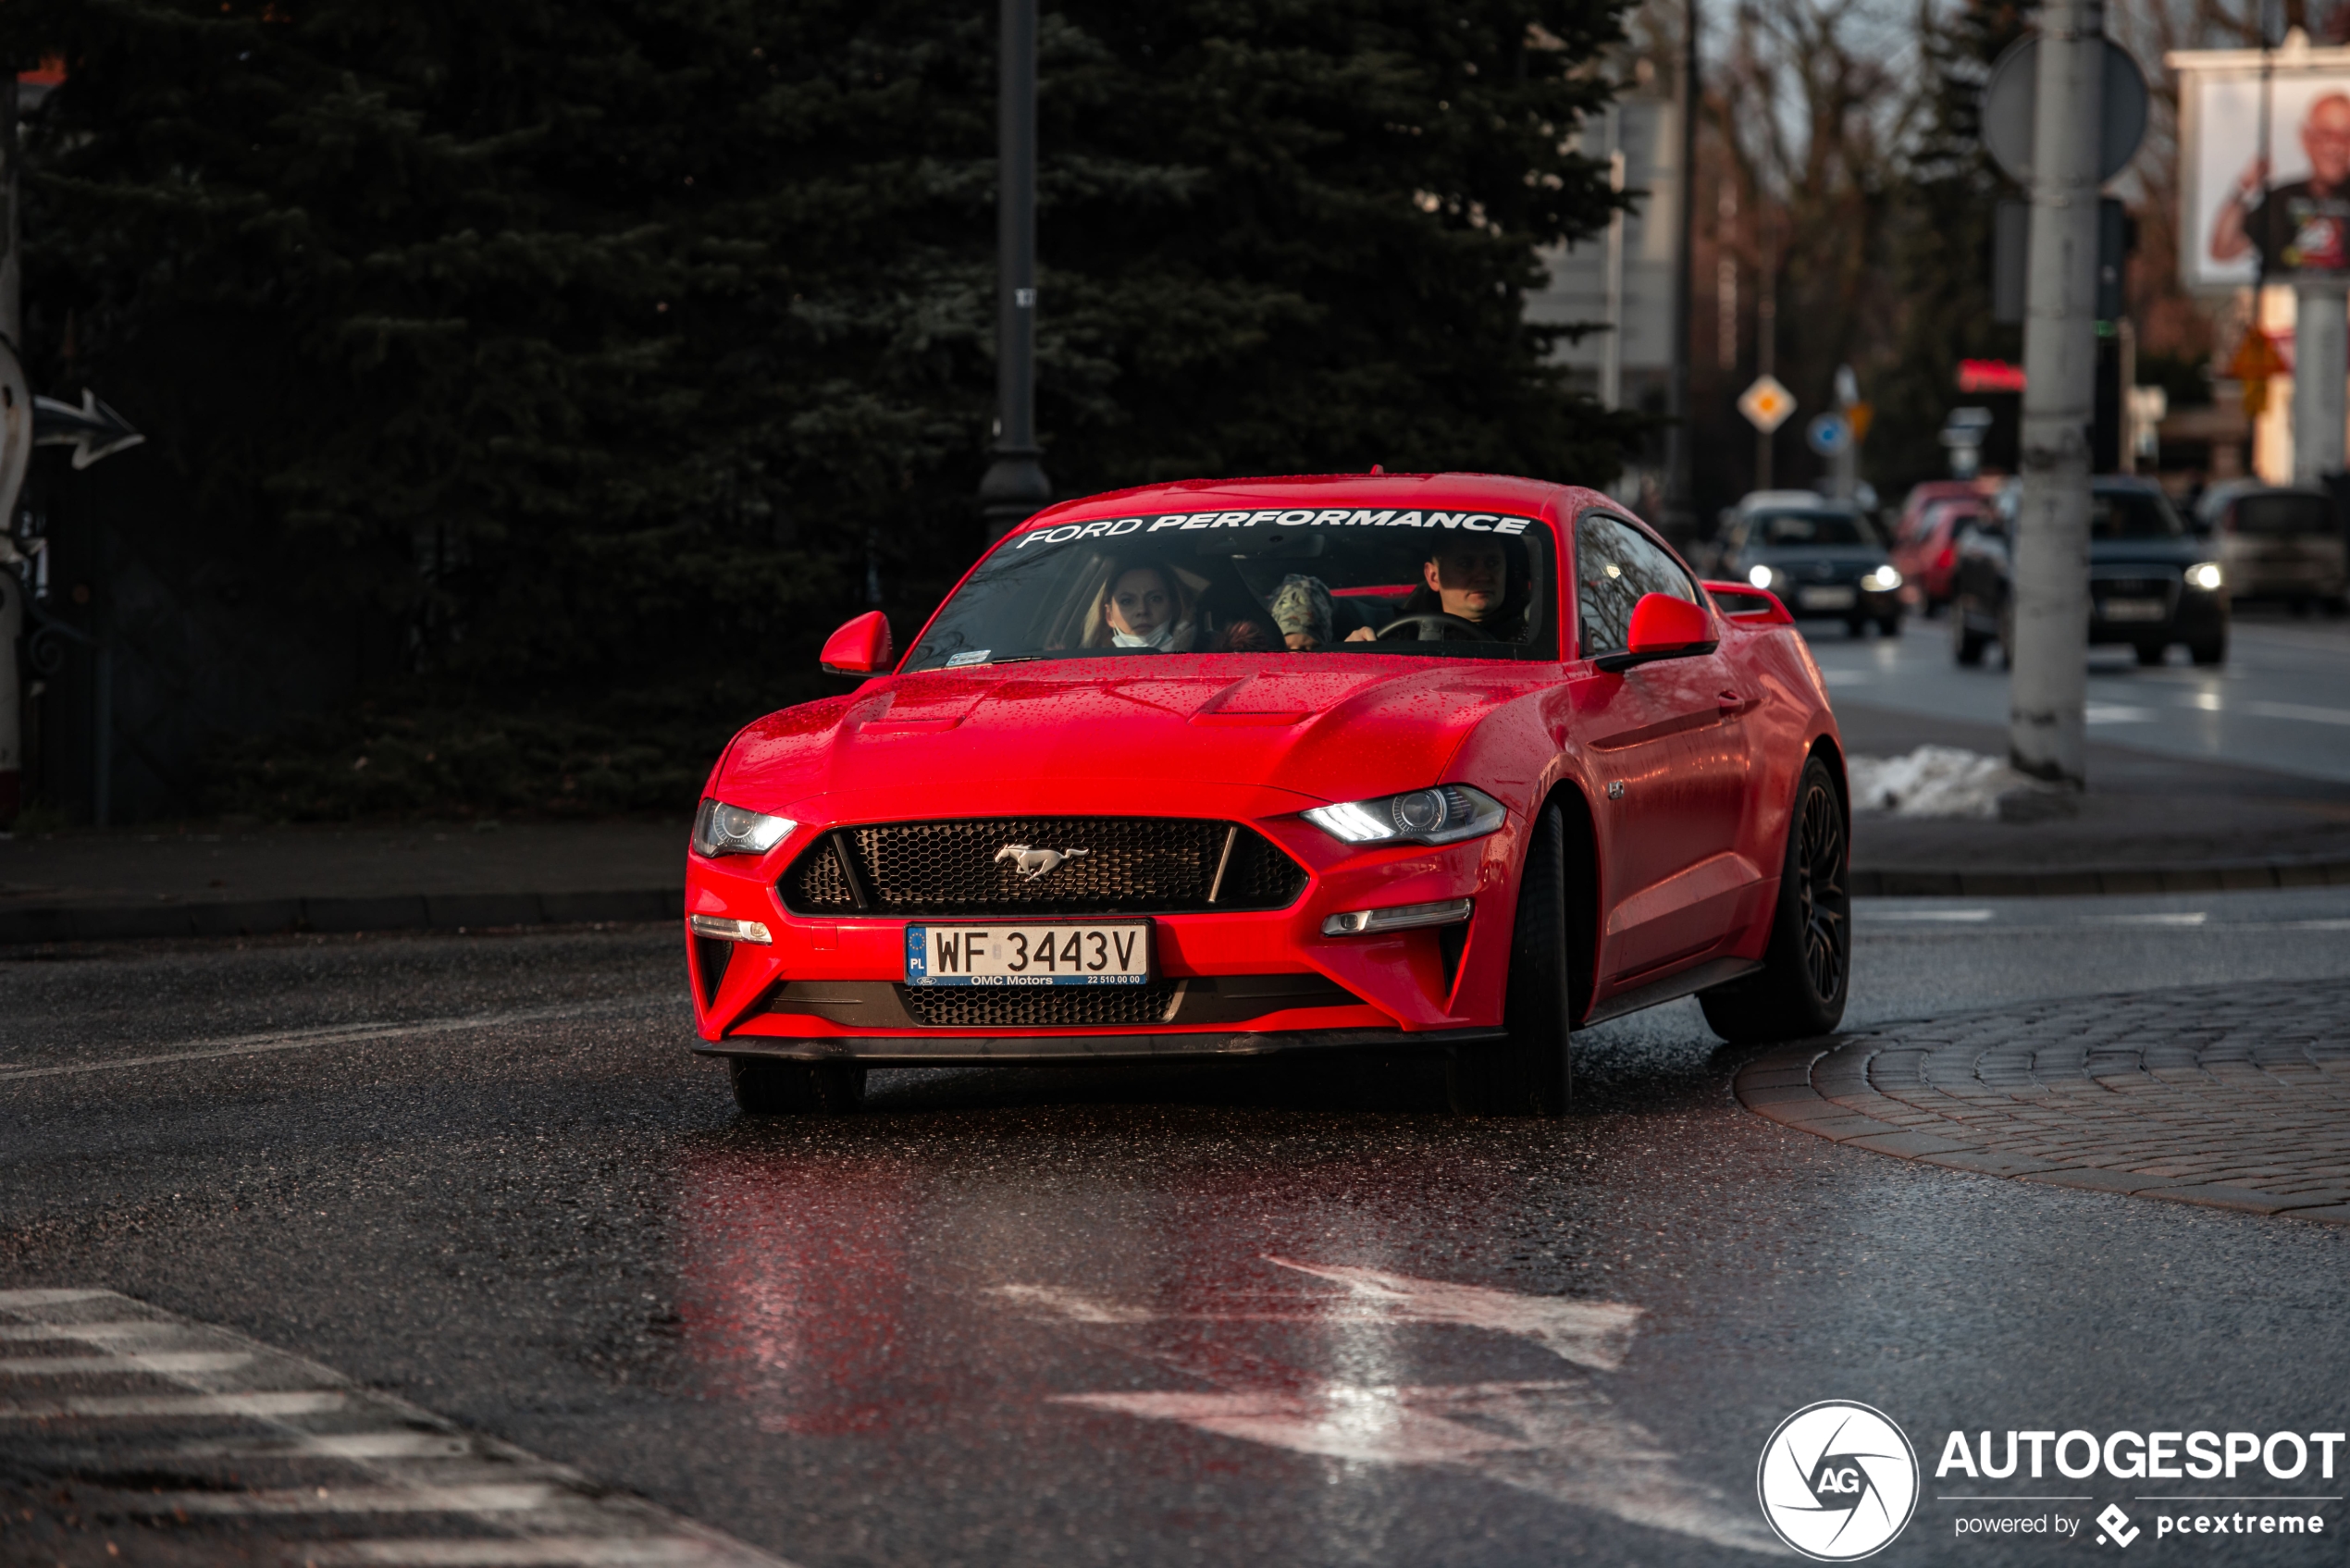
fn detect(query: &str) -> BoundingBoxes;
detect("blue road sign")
[1806,414,1850,456]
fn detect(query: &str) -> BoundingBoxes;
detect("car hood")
[2089,537,2200,567]
[718,657,1538,821]
[1750,545,1890,574]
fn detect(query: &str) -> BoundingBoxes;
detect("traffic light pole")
[2009,0,2104,789]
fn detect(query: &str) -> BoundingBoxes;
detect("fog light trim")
[1321,897,1474,936]
[688,914,773,945]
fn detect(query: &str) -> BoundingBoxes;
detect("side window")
[1575,513,1698,658]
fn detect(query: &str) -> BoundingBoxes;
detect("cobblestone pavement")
[1734,978,2350,1221]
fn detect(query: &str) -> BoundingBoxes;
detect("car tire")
[1698,755,1851,1044]
[1448,802,1572,1117]
[1998,606,2017,668]
[2134,640,2167,666]
[2189,633,2228,666]
[1876,613,1902,638]
[728,1056,865,1116]
[1952,608,1988,666]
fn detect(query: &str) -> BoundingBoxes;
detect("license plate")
[905,922,1153,986]
[2100,598,2166,622]
[1797,586,1857,611]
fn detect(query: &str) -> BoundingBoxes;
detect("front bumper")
[685,795,1522,1056]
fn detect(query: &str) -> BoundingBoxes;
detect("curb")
[1851,857,2350,898]
[1734,1035,2350,1226]
[0,888,684,945]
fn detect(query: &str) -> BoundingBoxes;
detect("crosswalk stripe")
[0,1289,797,1566]
[303,1538,765,1566]
[0,1351,254,1376]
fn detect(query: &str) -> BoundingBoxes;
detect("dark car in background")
[2195,484,2347,611]
[1951,477,2229,667]
[1709,500,1903,637]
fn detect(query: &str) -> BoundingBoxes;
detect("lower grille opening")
[693,936,734,1007]
[898,983,1181,1030]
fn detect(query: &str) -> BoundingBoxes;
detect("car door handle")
[1718,689,1756,716]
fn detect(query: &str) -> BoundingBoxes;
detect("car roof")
[1008,472,1599,534]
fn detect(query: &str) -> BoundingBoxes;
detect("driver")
[1345,536,1514,641]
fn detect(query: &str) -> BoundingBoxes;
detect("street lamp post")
[2009,0,2105,789]
[978,0,1050,542]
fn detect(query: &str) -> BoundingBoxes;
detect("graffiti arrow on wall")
[33,389,142,469]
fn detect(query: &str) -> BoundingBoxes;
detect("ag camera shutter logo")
[1758,1401,1921,1560]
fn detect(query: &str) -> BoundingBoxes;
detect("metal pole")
[977,0,1050,543]
[1601,109,1625,413]
[0,74,20,824]
[2009,0,2105,788]
[1756,222,1776,490]
[1664,0,1700,535]
[2292,281,2347,484]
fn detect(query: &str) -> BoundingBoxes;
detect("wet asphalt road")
[4,892,2348,1567]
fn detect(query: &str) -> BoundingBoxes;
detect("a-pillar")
[2293,279,2348,486]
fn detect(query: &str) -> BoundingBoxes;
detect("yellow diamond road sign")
[1738,375,1797,434]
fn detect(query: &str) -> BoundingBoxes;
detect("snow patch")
[1847,745,2039,819]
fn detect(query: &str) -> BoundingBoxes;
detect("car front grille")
[780,818,1306,917]
[898,983,1181,1029]
[2091,571,2181,613]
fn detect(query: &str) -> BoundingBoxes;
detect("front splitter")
[698,1025,1506,1067]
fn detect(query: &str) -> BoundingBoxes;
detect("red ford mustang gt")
[685,474,1850,1116]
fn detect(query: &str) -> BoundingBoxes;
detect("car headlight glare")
[2186,561,2224,591]
[1304,784,1507,846]
[692,798,797,858]
[1861,565,1903,591]
[1747,564,1775,589]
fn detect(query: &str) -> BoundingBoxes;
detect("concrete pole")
[2291,280,2346,485]
[2008,0,2105,789]
[976,0,1051,542]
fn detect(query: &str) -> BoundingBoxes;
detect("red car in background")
[684,475,1851,1117]
[1891,495,1987,611]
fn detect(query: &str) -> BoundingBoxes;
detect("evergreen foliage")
[5,0,1639,818]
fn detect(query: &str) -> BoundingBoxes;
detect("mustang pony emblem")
[996,845,1091,880]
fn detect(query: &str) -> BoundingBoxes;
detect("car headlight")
[692,798,797,858]
[1747,564,1776,589]
[1303,784,1507,846]
[1861,565,1903,592]
[2186,562,2224,591]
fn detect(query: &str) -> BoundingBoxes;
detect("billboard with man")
[2173,45,2350,288]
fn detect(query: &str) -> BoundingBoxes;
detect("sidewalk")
[1735,979,2350,1224]
[0,820,686,943]
[1837,702,2350,895]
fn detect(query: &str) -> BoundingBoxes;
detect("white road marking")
[2245,698,2350,726]
[0,1290,796,1566]
[0,998,662,1084]
[1006,1260,1776,1554]
[305,1538,762,1566]
[2085,704,2157,723]
[2084,912,2208,926]
[0,1351,254,1376]
[141,1483,563,1514]
[1864,908,1996,922]
[0,1389,350,1419]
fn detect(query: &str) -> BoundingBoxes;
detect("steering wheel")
[1374,611,1489,643]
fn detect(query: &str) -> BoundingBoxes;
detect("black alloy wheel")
[1952,601,1989,665]
[1699,754,1851,1043]
[1448,802,1573,1117]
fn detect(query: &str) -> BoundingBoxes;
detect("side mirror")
[821,611,894,675]
[1594,593,1717,673]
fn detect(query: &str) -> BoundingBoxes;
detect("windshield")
[903,506,1559,672]
[2091,489,2186,540]
[1748,509,1879,547]
[2234,492,2336,537]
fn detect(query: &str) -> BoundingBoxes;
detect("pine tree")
[6,0,1638,817]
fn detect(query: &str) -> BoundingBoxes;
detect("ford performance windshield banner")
[1013,508,1538,548]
